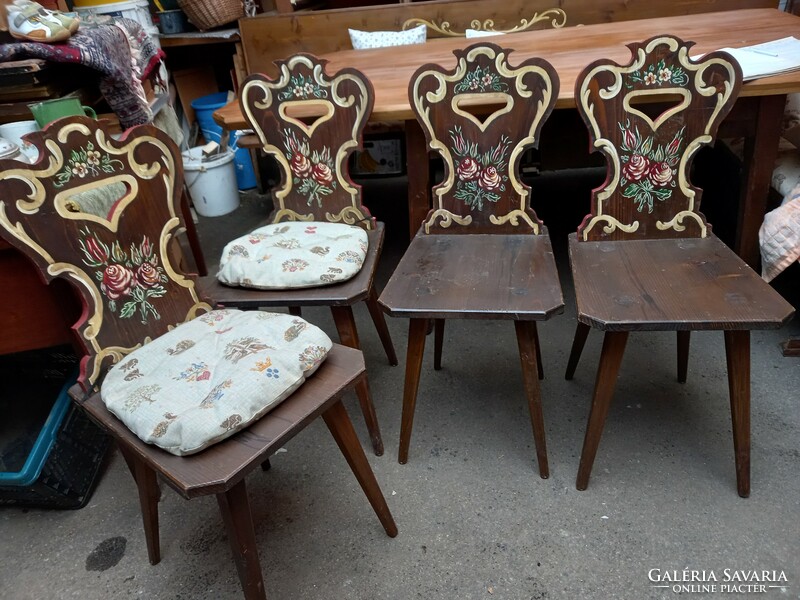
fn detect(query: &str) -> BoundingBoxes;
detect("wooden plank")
[240,0,774,76]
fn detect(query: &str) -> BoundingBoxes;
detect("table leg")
[735,93,785,270]
[405,119,430,240]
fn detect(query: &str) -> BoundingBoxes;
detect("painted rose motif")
[449,125,511,210]
[101,265,133,299]
[622,154,649,182]
[457,158,479,181]
[291,152,312,177]
[79,228,168,323]
[618,120,685,213]
[55,141,124,188]
[282,129,336,207]
[312,163,333,186]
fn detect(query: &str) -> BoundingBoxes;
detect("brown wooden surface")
[72,344,367,498]
[380,231,564,319]
[239,0,773,78]
[199,223,384,307]
[568,233,794,331]
[574,35,742,241]
[724,329,751,497]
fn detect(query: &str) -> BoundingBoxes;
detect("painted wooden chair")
[379,43,564,475]
[566,36,795,496]
[0,117,397,600]
[200,54,398,457]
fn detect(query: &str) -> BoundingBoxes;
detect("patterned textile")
[0,18,163,128]
[760,183,800,282]
[101,310,333,456]
[217,221,369,289]
[348,24,426,49]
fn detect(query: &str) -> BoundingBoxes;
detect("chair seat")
[569,233,795,331]
[217,221,368,290]
[72,344,366,498]
[101,310,332,456]
[200,223,386,308]
[379,230,564,320]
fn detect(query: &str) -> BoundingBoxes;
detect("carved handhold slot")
[452,92,514,131]
[623,89,690,131]
[279,100,335,136]
[55,177,137,230]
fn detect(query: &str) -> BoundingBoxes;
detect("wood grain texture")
[218,9,800,129]
[239,0,774,77]
[724,329,751,498]
[379,231,564,320]
[568,233,795,331]
[70,344,367,498]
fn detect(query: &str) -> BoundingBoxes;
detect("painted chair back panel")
[0,117,212,390]
[242,55,376,229]
[575,35,742,241]
[409,43,559,234]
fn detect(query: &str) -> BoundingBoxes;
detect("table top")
[215,8,800,129]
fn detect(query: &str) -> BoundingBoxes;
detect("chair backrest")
[242,54,376,229]
[409,42,559,234]
[574,35,742,241]
[0,117,212,390]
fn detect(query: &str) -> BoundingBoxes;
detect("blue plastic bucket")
[190,92,257,191]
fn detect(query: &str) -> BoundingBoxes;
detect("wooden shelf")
[158,28,240,48]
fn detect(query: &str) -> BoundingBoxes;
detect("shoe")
[6,3,71,42]
[12,0,80,35]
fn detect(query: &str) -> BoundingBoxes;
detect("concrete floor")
[1,176,799,600]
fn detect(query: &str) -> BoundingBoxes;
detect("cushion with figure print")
[100,310,333,456]
[216,221,369,290]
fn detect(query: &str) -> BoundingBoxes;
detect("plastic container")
[182,146,240,217]
[0,375,110,509]
[190,92,257,191]
[156,9,189,34]
[74,0,155,31]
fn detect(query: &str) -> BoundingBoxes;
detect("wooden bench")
[240,0,775,77]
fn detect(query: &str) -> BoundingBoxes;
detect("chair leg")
[119,445,161,566]
[322,397,398,537]
[677,331,691,383]
[565,322,591,380]
[179,186,208,276]
[399,318,429,464]
[514,320,549,478]
[288,306,302,317]
[217,480,267,600]
[260,459,271,471]
[576,331,629,491]
[330,305,384,456]
[724,330,751,498]
[365,286,398,366]
[433,319,445,371]
[531,322,544,380]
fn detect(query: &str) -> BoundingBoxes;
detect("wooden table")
[215,8,800,268]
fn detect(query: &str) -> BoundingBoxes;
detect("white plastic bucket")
[74,0,155,31]
[182,146,240,217]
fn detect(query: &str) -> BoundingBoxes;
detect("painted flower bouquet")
[449,125,511,211]
[54,141,123,188]
[283,128,337,207]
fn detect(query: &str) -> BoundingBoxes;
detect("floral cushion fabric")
[101,310,333,456]
[348,24,426,50]
[216,221,369,290]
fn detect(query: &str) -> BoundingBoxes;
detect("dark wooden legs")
[331,305,384,456]
[515,321,549,478]
[217,480,266,600]
[119,446,161,566]
[322,398,398,537]
[576,331,629,491]
[399,318,429,464]
[433,319,445,371]
[531,322,544,380]
[565,322,591,380]
[724,330,751,498]
[781,336,800,357]
[365,286,398,366]
[677,331,691,383]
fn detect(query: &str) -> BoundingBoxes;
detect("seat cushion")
[101,310,333,456]
[217,221,369,290]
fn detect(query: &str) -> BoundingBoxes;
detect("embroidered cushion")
[348,24,426,50]
[216,221,369,290]
[101,310,333,456]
